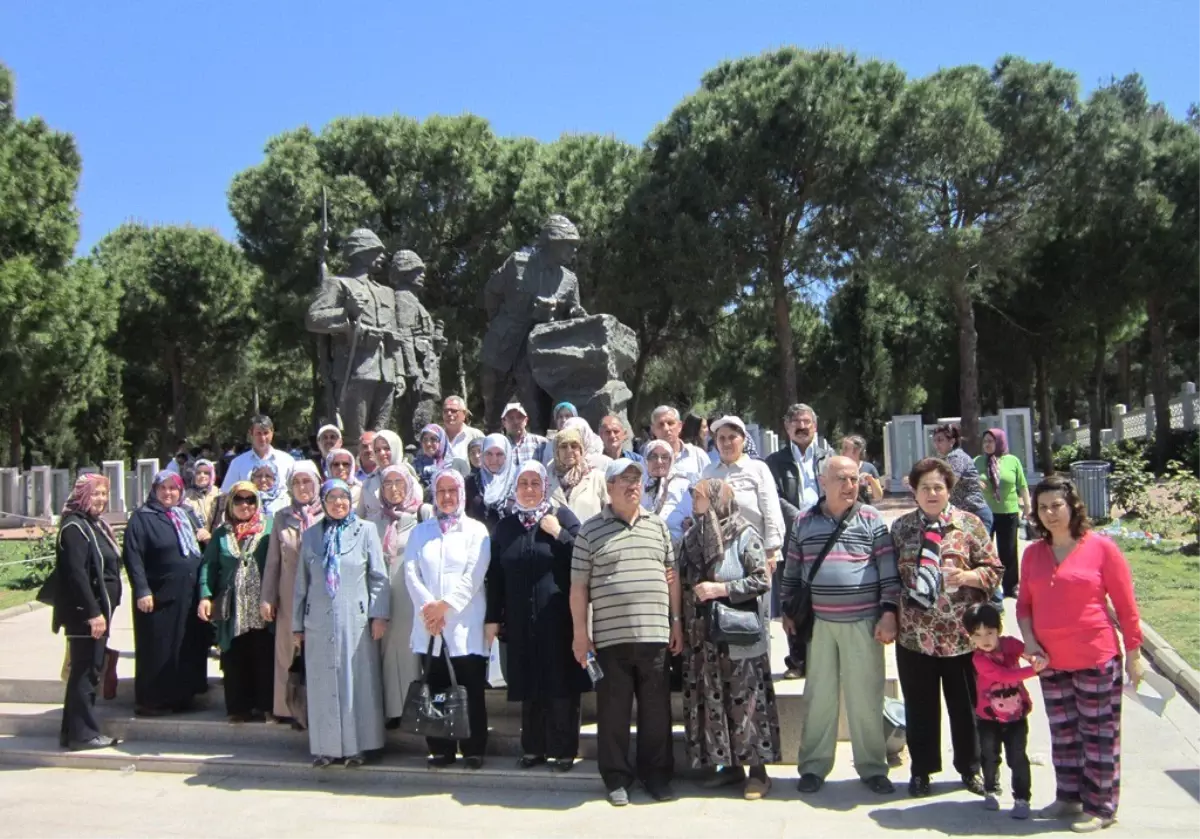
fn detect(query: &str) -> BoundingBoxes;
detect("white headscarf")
[561,417,603,457]
[480,433,518,511]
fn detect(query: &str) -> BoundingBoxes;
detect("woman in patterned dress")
[891,457,1003,798]
[678,478,780,801]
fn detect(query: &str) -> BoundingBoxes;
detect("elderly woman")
[251,461,290,516]
[370,465,431,724]
[52,474,122,750]
[548,429,609,523]
[891,457,1003,798]
[198,481,274,722]
[558,416,611,471]
[315,424,343,479]
[931,423,993,535]
[1018,476,1142,832]
[294,479,390,767]
[974,428,1030,598]
[414,424,470,498]
[485,462,587,770]
[641,439,693,547]
[325,448,363,510]
[262,462,322,727]
[182,459,220,534]
[466,434,518,533]
[679,478,779,800]
[701,417,785,572]
[405,469,492,769]
[840,435,883,503]
[359,430,404,520]
[122,471,210,716]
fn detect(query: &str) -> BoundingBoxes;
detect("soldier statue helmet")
[342,228,388,273]
[388,249,426,289]
[537,214,580,266]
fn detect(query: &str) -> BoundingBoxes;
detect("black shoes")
[427,755,457,768]
[796,773,824,793]
[909,775,932,797]
[862,775,895,795]
[550,758,575,773]
[645,782,677,802]
[517,755,547,769]
[464,756,484,770]
[962,772,987,796]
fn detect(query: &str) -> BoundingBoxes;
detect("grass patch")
[1119,539,1200,670]
[0,540,54,612]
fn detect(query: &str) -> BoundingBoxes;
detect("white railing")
[1047,383,1197,449]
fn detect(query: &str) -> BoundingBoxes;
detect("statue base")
[527,314,639,432]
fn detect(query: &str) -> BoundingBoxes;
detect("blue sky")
[2,0,1197,253]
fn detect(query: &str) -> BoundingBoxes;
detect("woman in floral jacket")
[891,457,1002,799]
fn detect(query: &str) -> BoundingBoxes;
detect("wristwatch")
[671,615,681,623]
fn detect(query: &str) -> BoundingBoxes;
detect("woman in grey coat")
[293,478,390,767]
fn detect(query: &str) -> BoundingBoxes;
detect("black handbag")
[286,648,308,729]
[785,502,860,643]
[707,599,762,646]
[400,637,471,741]
[208,584,233,623]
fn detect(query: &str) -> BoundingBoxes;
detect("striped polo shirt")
[781,502,900,623]
[570,506,674,649]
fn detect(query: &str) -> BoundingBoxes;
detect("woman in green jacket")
[198,480,275,722]
[973,428,1030,599]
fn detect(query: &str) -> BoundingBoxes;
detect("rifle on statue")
[316,187,340,427]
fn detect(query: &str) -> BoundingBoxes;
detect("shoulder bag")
[706,529,763,647]
[400,636,471,741]
[785,502,860,643]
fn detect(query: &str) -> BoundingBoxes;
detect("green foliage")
[1106,440,1154,516]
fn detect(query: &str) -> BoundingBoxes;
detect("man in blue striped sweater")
[781,455,901,796]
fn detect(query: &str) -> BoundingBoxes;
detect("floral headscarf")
[420,424,450,466]
[147,470,200,559]
[682,478,747,574]
[513,461,553,530]
[983,428,1009,498]
[188,459,216,492]
[63,473,120,554]
[319,479,357,598]
[480,433,518,511]
[553,428,591,492]
[380,464,422,518]
[223,480,265,547]
[430,468,465,534]
[324,447,361,487]
[287,462,322,533]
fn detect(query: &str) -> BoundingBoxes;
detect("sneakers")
[1039,800,1084,820]
[984,793,1000,811]
[743,776,771,801]
[1071,816,1115,833]
[961,773,987,796]
[1012,800,1031,820]
[607,787,630,807]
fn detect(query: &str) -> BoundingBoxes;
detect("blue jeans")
[974,505,994,536]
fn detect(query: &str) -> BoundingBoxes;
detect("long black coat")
[52,513,121,638]
[485,506,591,702]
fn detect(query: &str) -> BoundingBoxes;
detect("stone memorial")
[527,314,637,431]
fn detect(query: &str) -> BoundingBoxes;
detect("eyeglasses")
[443,408,463,416]
[647,454,672,463]
[382,479,407,489]
[232,495,257,505]
[613,474,642,486]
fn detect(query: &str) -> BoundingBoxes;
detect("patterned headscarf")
[188,459,215,491]
[480,433,518,511]
[223,480,265,548]
[287,462,322,532]
[420,424,450,466]
[430,468,465,534]
[147,470,200,559]
[513,461,553,530]
[324,447,361,487]
[62,473,120,554]
[907,504,950,610]
[983,428,1008,498]
[561,417,603,458]
[250,461,282,506]
[553,429,591,492]
[683,478,746,573]
[319,479,356,598]
[380,464,422,518]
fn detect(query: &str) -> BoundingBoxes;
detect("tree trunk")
[770,262,798,414]
[1088,328,1107,459]
[1147,294,1172,471]
[950,276,981,453]
[170,349,187,460]
[628,331,656,426]
[8,413,20,468]
[1035,350,1054,474]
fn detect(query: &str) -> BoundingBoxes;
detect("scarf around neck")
[147,470,200,559]
[907,506,950,610]
[683,478,746,577]
[320,479,356,598]
[513,461,553,530]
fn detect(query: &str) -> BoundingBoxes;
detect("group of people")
[50,398,1143,831]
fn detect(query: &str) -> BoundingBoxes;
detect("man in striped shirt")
[781,455,900,796]
[570,458,683,806]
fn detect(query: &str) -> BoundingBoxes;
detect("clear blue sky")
[2,0,1197,253]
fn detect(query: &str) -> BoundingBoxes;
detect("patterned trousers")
[1039,655,1122,819]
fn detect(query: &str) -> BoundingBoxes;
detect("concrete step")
[0,733,604,792]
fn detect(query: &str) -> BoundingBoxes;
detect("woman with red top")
[1017,475,1144,834]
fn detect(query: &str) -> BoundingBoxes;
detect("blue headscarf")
[319,479,356,598]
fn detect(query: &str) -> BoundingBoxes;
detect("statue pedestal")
[528,315,638,430]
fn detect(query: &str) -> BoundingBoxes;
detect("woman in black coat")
[485,461,589,771]
[121,470,210,715]
[52,474,123,750]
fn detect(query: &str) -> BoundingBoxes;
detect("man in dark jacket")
[764,403,834,678]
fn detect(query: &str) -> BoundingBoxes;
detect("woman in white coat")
[405,468,492,769]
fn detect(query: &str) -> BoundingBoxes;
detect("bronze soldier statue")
[481,215,587,432]
[305,228,400,441]
[387,249,444,437]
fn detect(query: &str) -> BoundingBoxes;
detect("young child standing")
[964,603,1043,819]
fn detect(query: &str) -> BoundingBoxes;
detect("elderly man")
[765,403,835,676]
[598,415,644,466]
[502,402,548,465]
[442,395,484,461]
[781,455,900,796]
[357,431,379,482]
[648,406,709,484]
[570,458,683,806]
[220,415,296,492]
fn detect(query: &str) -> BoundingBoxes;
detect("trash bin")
[1070,460,1111,521]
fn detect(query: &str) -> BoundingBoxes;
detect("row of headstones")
[0,459,162,528]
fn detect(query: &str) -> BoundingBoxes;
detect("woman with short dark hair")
[931,424,993,535]
[839,434,882,503]
[1017,475,1142,831]
[890,457,1003,798]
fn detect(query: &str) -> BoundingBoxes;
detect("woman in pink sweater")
[1016,475,1144,834]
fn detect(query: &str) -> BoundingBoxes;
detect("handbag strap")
[419,634,461,690]
[804,501,861,587]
